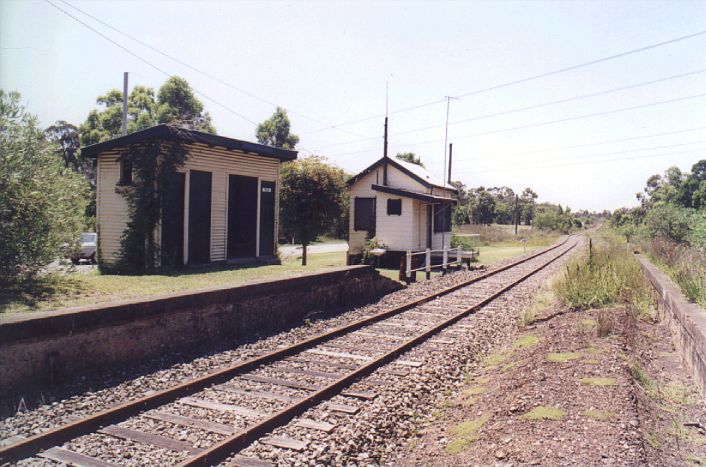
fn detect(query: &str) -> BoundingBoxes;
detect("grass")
[519,406,567,421]
[519,287,556,327]
[581,409,615,421]
[484,351,513,368]
[546,352,582,363]
[513,334,540,349]
[446,414,491,454]
[580,377,618,387]
[553,231,655,315]
[0,251,348,315]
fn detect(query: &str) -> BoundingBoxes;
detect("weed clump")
[580,377,618,387]
[520,406,566,421]
[581,409,615,420]
[553,233,654,314]
[547,352,582,363]
[446,414,491,454]
[513,335,540,349]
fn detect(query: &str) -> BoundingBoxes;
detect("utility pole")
[121,72,128,136]
[443,96,459,187]
[383,81,389,186]
[447,143,453,185]
[514,194,519,235]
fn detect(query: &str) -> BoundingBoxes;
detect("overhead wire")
[312,68,706,150]
[57,0,370,139]
[302,28,706,135]
[44,0,259,126]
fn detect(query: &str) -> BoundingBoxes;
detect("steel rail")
[179,239,578,466]
[0,236,573,464]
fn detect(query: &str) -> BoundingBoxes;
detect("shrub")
[553,233,653,311]
[0,91,89,283]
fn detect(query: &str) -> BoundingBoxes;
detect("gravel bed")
[1,250,524,440]
[226,237,582,465]
[0,238,575,465]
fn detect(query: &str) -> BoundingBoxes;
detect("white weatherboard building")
[347,156,457,268]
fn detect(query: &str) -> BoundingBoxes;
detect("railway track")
[1,236,578,466]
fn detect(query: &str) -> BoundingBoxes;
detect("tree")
[80,77,214,146]
[520,187,538,225]
[156,77,215,133]
[256,107,299,149]
[395,152,424,167]
[0,90,89,283]
[469,189,496,225]
[279,157,347,265]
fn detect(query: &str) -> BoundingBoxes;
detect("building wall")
[96,142,280,265]
[348,163,455,255]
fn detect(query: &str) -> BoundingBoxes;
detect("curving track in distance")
[1,236,578,466]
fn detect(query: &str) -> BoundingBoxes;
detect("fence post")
[406,250,412,285]
[425,248,431,280]
[442,247,448,275]
[456,246,461,270]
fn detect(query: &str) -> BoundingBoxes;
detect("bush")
[644,204,693,244]
[0,91,89,283]
[554,233,653,312]
[642,237,706,306]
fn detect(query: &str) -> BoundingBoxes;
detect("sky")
[2,0,706,212]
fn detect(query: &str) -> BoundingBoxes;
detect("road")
[278,242,348,258]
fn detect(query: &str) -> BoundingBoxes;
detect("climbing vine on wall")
[114,128,188,273]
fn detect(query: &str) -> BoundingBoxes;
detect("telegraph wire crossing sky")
[2,0,706,211]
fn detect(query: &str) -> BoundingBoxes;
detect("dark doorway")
[161,172,185,267]
[188,170,212,264]
[259,181,276,256]
[228,174,258,258]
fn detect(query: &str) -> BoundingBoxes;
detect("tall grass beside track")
[553,232,654,318]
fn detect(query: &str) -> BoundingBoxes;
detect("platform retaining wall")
[0,265,401,394]
[637,255,706,398]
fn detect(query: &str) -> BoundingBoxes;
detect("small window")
[433,203,452,232]
[354,197,376,234]
[119,158,133,185]
[387,198,402,216]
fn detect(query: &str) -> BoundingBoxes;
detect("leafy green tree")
[469,189,496,225]
[256,107,299,149]
[156,77,215,133]
[80,77,214,146]
[450,181,469,225]
[520,187,538,225]
[279,156,347,264]
[395,152,424,167]
[0,91,89,283]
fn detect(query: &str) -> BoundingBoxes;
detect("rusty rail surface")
[0,236,575,465]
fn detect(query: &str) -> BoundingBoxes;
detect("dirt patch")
[403,303,706,465]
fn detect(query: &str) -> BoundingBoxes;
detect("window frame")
[433,203,452,233]
[386,198,402,216]
[118,157,133,185]
[354,197,376,233]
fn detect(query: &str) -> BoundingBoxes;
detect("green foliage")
[80,77,214,147]
[279,157,347,264]
[533,205,575,233]
[553,233,653,310]
[395,151,424,167]
[644,204,694,244]
[114,134,188,274]
[361,237,387,265]
[0,90,89,282]
[256,107,299,149]
[642,237,706,307]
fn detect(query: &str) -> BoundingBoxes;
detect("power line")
[470,147,706,174]
[57,0,370,140]
[457,139,706,174]
[313,68,706,150]
[303,28,706,134]
[396,91,706,149]
[44,0,259,126]
[469,125,706,162]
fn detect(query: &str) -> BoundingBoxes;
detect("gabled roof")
[81,124,298,161]
[347,156,458,193]
[371,184,457,204]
